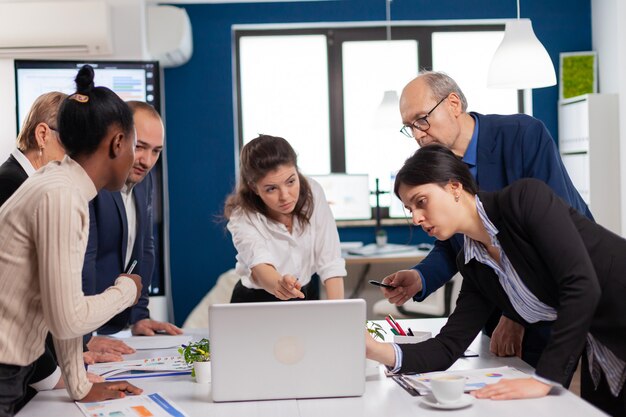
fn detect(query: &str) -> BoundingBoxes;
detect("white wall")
[592,0,626,235]
[0,59,16,160]
[0,0,150,161]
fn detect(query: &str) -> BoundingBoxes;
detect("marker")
[194,347,208,356]
[385,316,401,335]
[388,314,407,336]
[385,316,395,330]
[126,260,138,274]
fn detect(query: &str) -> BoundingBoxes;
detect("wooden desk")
[17,319,605,417]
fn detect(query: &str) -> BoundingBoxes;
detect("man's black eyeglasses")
[400,96,447,138]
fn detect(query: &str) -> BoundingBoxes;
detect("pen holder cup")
[393,331,432,344]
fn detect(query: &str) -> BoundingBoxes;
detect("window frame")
[233,23,523,221]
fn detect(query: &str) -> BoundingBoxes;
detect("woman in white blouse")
[224,135,345,302]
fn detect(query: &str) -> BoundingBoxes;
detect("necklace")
[282,216,293,231]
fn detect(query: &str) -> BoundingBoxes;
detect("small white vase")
[193,361,211,383]
[375,230,388,247]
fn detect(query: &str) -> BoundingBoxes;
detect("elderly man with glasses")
[381,71,593,375]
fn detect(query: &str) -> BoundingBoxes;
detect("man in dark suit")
[382,72,592,368]
[82,101,181,359]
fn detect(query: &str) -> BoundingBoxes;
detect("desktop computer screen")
[309,174,371,221]
[14,60,160,129]
[389,171,410,219]
[13,59,165,297]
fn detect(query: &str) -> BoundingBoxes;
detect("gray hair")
[418,71,468,112]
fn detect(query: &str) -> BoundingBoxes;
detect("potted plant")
[178,338,211,383]
[366,321,386,371]
[366,321,386,341]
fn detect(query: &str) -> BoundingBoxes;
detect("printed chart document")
[403,366,530,395]
[76,392,189,417]
[89,356,192,380]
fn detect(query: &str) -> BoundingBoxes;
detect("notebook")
[209,299,366,402]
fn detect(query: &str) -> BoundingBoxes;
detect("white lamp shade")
[487,19,556,89]
[373,89,400,129]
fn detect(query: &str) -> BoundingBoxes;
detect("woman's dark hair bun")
[75,64,95,94]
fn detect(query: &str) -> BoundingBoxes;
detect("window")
[432,31,518,115]
[235,24,521,220]
[239,35,330,174]
[342,39,418,209]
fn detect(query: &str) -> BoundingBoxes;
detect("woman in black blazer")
[0,91,67,207]
[366,145,626,416]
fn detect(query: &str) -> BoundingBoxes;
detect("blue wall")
[163,0,591,325]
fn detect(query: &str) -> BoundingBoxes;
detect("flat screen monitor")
[309,174,371,221]
[13,60,165,297]
[15,60,160,129]
[389,171,410,219]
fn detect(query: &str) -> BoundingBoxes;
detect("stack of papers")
[76,392,189,417]
[403,366,530,395]
[88,355,192,380]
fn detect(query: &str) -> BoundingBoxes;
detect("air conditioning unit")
[147,5,193,68]
[0,1,113,58]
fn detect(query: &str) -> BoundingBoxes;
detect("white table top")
[343,247,429,265]
[17,318,607,417]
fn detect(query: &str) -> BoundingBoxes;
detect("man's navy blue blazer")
[413,112,593,301]
[82,172,155,334]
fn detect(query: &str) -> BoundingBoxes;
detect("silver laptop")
[210,299,366,402]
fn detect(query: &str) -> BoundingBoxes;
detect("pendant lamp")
[374,0,399,128]
[487,0,556,89]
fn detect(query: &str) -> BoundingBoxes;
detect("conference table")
[17,318,607,417]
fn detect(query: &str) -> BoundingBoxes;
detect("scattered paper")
[120,335,193,350]
[89,355,192,380]
[76,392,189,417]
[403,366,530,395]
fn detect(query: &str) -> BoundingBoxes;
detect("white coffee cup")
[430,374,465,404]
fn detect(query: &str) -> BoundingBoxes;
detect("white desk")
[343,247,429,266]
[17,319,606,417]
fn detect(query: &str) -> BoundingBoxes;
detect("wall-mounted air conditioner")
[147,5,193,68]
[0,1,113,58]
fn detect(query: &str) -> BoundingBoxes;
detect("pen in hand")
[125,260,138,274]
[124,260,141,304]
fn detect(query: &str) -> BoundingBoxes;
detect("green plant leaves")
[179,338,211,365]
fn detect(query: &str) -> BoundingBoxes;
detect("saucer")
[419,393,474,410]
